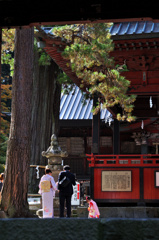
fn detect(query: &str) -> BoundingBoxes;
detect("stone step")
[71,208,78,218]
[36,207,77,218]
[77,206,159,218]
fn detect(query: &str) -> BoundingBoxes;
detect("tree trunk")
[1,27,34,217]
[29,48,61,193]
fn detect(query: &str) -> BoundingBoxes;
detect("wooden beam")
[91,95,100,154]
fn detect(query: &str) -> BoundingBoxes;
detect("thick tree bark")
[1,27,34,217]
[29,49,61,193]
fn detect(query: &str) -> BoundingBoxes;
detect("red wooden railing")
[86,154,159,167]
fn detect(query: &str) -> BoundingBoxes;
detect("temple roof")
[44,21,159,39]
[110,21,159,37]
[60,86,111,120]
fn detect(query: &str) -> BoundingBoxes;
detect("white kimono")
[39,174,57,218]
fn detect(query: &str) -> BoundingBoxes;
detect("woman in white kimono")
[39,168,57,218]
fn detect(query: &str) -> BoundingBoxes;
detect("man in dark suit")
[58,165,76,218]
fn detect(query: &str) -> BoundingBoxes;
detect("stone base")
[2,218,159,239]
[77,206,159,218]
[29,203,41,214]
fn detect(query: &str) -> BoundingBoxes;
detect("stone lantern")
[42,134,68,182]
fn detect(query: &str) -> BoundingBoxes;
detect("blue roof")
[45,21,159,38]
[60,86,111,120]
[110,21,159,36]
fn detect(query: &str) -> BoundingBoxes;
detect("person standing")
[0,173,5,204]
[0,173,4,192]
[86,196,100,218]
[58,165,76,218]
[39,168,57,218]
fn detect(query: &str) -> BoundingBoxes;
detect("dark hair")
[63,165,70,171]
[45,168,52,174]
[0,173,4,180]
[86,196,91,201]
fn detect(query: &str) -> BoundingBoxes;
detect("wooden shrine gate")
[87,154,159,205]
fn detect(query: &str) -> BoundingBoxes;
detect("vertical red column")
[77,183,80,200]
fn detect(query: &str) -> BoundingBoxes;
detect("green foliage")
[1,54,14,78]
[57,71,92,105]
[56,71,76,94]
[38,50,51,66]
[52,23,136,122]
[0,133,7,173]
[56,71,71,84]
[34,38,51,66]
[1,84,12,111]
[1,29,15,79]
[1,84,11,168]
[1,29,14,171]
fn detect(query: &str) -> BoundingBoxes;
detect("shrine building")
[30,21,159,205]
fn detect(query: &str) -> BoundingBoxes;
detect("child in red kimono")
[86,196,100,218]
